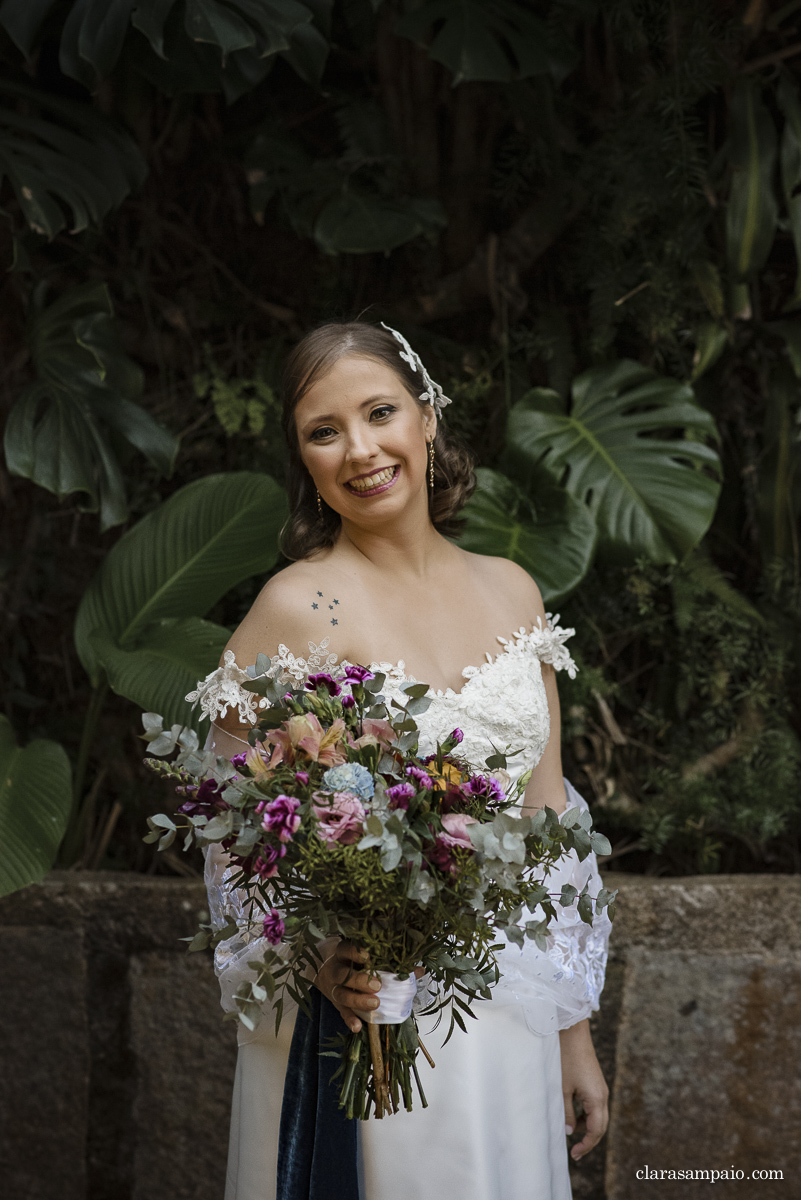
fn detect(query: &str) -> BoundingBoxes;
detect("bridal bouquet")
[143,660,615,1120]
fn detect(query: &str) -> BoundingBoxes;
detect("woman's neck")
[336,507,454,579]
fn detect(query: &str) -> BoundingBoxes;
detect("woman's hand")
[559,1019,609,1161]
[313,941,381,1033]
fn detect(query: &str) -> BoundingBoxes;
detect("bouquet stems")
[337,1017,432,1120]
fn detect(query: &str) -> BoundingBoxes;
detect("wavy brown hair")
[279,322,476,561]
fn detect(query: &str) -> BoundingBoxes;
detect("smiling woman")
[202,318,611,1200]
[279,322,476,560]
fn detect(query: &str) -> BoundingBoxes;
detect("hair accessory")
[380,322,453,418]
[428,440,435,489]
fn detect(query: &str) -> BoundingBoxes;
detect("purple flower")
[450,728,464,745]
[261,794,301,843]
[176,777,229,818]
[465,774,507,804]
[405,764,433,790]
[306,673,341,696]
[295,770,310,786]
[230,751,248,770]
[262,908,285,945]
[341,695,356,710]
[386,782,416,811]
[343,664,375,684]
[283,691,294,703]
[427,814,477,876]
[253,843,286,879]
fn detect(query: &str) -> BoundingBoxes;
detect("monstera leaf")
[0,0,323,90]
[0,81,146,237]
[460,469,597,604]
[3,282,177,529]
[0,716,72,898]
[74,472,288,721]
[395,0,575,85]
[507,361,722,564]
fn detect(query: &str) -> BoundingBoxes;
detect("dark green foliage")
[1,0,800,877]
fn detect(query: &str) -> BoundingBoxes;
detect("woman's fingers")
[569,1094,609,1161]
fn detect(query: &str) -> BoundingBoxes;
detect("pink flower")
[428,814,477,875]
[261,794,301,843]
[348,717,396,751]
[265,713,347,768]
[406,764,433,790]
[262,908,285,944]
[312,790,366,846]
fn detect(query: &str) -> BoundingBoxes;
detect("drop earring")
[428,441,435,489]
[316,489,323,517]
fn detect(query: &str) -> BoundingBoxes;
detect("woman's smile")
[344,465,400,496]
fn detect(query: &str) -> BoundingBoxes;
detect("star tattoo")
[312,603,318,609]
[317,590,323,597]
[331,618,338,626]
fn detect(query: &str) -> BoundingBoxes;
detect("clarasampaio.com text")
[636,1168,783,1182]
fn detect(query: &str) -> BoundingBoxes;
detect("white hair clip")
[380,322,453,419]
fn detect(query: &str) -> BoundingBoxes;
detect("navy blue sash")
[277,990,359,1200]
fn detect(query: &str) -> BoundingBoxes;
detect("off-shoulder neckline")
[264,614,576,701]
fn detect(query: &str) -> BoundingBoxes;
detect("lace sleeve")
[492,779,611,1035]
[528,613,578,679]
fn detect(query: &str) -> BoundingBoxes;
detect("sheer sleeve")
[492,779,611,1034]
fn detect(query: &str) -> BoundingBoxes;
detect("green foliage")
[0,715,72,898]
[395,0,574,85]
[3,282,178,529]
[560,560,801,874]
[0,80,146,237]
[244,101,446,255]
[0,0,327,92]
[460,468,596,605]
[194,357,279,437]
[726,79,778,284]
[74,472,288,714]
[507,362,722,563]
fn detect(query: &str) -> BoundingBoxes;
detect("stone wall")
[0,871,798,1200]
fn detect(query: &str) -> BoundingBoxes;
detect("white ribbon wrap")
[366,972,418,1025]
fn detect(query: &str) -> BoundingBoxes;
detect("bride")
[196,320,611,1200]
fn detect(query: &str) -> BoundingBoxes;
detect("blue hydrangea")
[322,762,375,801]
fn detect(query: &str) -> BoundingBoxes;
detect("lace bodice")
[197,615,611,1035]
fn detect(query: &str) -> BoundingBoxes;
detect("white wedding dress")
[195,617,611,1200]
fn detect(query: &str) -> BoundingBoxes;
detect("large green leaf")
[757,362,801,561]
[507,361,722,564]
[0,80,146,237]
[74,471,288,684]
[726,78,778,283]
[3,283,178,529]
[90,617,230,729]
[778,73,801,312]
[0,716,72,899]
[395,0,570,85]
[460,468,597,604]
[314,190,446,255]
[1,0,319,86]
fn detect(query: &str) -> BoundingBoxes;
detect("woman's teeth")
[348,466,396,492]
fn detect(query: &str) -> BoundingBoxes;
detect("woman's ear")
[424,408,437,442]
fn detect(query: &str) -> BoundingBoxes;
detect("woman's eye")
[310,426,336,441]
[371,405,395,420]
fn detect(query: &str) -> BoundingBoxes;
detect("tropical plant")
[1,0,800,886]
[3,282,178,529]
[0,716,72,897]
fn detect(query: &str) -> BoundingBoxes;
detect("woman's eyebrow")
[301,394,398,433]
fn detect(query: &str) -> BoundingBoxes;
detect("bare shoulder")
[223,557,356,669]
[464,551,546,620]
